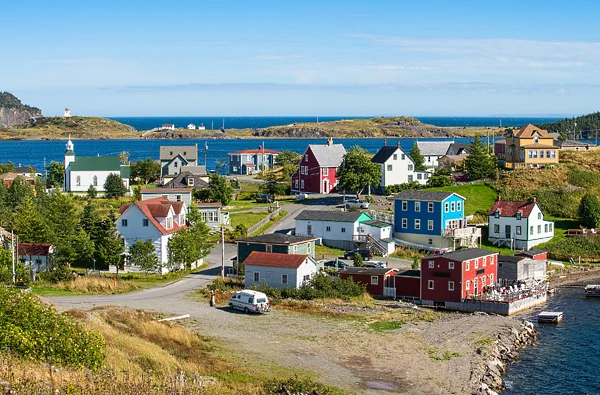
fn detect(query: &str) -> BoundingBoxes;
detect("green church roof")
[70,156,122,171]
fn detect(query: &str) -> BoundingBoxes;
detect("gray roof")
[308,144,346,167]
[446,143,470,155]
[371,146,406,164]
[498,255,526,263]
[424,248,495,261]
[340,267,395,275]
[556,139,594,148]
[236,233,317,245]
[295,210,367,222]
[396,269,420,277]
[159,146,198,161]
[14,166,39,174]
[184,165,208,175]
[515,249,547,257]
[394,190,460,202]
[362,219,392,228]
[162,171,209,190]
[417,141,453,156]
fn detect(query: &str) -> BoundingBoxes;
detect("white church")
[63,137,130,193]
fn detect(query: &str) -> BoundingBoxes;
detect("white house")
[17,243,54,273]
[63,138,130,193]
[116,197,197,274]
[294,210,394,255]
[187,123,196,130]
[488,196,554,250]
[243,251,317,289]
[162,124,175,130]
[141,187,193,207]
[417,141,453,168]
[371,144,431,188]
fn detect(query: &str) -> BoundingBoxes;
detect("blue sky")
[2,0,600,117]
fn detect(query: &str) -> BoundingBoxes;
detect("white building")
[417,141,453,168]
[187,123,196,130]
[63,137,130,193]
[371,144,431,188]
[116,197,200,274]
[243,251,318,289]
[64,108,71,117]
[488,197,554,250]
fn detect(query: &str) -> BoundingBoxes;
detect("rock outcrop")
[0,92,42,127]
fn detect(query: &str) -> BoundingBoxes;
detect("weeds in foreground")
[427,346,461,361]
[368,320,405,332]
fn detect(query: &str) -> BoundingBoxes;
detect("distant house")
[187,123,196,130]
[494,139,506,157]
[554,139,597,151]
[243,251,318,289]
[497,255,546,287]
[487,196,554,249]
[421,248,498,303]
[14,166,41,177]
[162,171,209,190]
[370,143,430,188]
[228,146,281,175]
[339,267,398,297]
[197,202,229,229]
[294,210,393,255]
[162,124,175,130]
[497,124,559,169]
[445,143,470,156]
[236,233,317,265]
[393,191,480,250]
[0,172,36,188]
[63,138,130,193]
[437,154,468,172]
[159,145,198,181]
[141,187,193,207]
[291,138,346,194]
[416,141,453,168]
[117,197,191,273]
[17,243,53,273]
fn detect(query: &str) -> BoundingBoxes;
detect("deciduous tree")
[45,161,64,189]
[336,146,381,198]
[128,239,159,278]
[275,150,301,180]
[578,193,600,229]
[206,173,233,206]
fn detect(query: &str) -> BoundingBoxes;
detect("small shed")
[339,267,398,297]
[243,251,317,289]
[394,269,421,299]
[497,255,546,286]
[514,249,548,261]
[17,243,54,272]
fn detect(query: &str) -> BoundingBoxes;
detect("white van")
[228,290,270,313]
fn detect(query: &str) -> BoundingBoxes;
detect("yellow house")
[501,124,559,169]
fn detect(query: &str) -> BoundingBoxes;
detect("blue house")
[393,191,480,250]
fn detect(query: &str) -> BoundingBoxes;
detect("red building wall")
[291,147,339,194]
[515,251,547,261]
[395,275,420,298]
[339,272,386,296]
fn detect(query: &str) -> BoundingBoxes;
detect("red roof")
[488,197,536,218]
[119,197,186,235]
[17,243,52,256]
[243,251,308,269]
[230,149,281,155]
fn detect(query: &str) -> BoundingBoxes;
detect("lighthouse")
[64,108,72,117]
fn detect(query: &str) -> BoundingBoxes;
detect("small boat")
[547,288,556,295]
[584,284,600,297]
[538,311,563,323]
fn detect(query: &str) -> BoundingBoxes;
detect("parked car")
[255,194,274,203]
[344,199,370,209]
[343,248,373,260]
[228,290,270,313]
[365,261,387,268]
[322,260,350,270]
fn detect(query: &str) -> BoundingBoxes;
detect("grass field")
[427,183,498,215]
[229,211,270,229]
[315,245,345,259]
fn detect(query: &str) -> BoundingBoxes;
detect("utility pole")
[11,230,15,284]
[204,141,208,166]
[220,226,225,277]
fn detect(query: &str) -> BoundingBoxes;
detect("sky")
[2,0,600,117]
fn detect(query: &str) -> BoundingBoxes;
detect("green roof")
[120,165,130,178]
[70,156,122,171]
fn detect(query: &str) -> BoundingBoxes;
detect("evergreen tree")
[72,228,96,269]
[87,185,97,198]
[409,142,426,171]
[464,135,497,180]
[353,253,365,267]
[8,175,33,209]
[94,211,124,270]
[336,146,381,198]
[578,193,600,229]
[44,190,79,245]
[128,239,159,278]
[13,195,49,243]
[104,173,127,198]
[132,185,142,201]
[0,180,11,228]
[45,161,64,189]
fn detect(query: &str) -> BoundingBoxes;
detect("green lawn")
[229,211,270,229]
[250,210,288,236]
[225,199,293,212]
[315,244,345,259]
[427,183,498,215]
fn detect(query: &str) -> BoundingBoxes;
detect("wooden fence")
[247,207,282,235]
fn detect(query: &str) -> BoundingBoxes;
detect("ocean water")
[108,116,563,131]
[503,284,600,395]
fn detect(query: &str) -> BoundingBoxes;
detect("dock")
[538,311,563,323]
[584,284,600,297]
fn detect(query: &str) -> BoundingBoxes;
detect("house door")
[323,179,329,193]
[307,224,312,236]
[474,278,478,295]
[505,225,511,239]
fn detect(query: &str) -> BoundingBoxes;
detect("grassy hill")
[1,116,140,140]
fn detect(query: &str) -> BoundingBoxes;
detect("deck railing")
[443,227,481,238]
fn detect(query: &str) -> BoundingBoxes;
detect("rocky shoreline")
[469,318,537,395]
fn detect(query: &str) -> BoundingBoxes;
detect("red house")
[291,137,346,194]
[339,267,397,297]
[394,270,421,299]
[421,248,498,303]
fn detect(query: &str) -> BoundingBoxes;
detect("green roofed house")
[236,233,318,265]
[63,137,130,193]
[294,210,394,256]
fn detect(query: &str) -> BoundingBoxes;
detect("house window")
[428,202,434,212]
[176,195,182,202]
[254,272,260,282]
[428,238,433,245]
[538,212,542,220]
[308,243,311,254]
[142,219,149,227]
[494,224,499,233]
[466,280,470,290]
[166,217,173,229]
[326,226,331,232]
[282,274,288,284]
[415,202,421,212]
[401,154,406,160]
[174,161,178,167]
[530,226,534,235]
[449,262,454,270]
[481,276,486,286]
[402,218,407,228]
[294,179,298,188]
[417,173,422,180]
[414,219,421,230]
[494,210,500,218]
[457,201,461,211]
[428,220,433,230]
[233,166,238,172]
[393,154,398,160]
[408,164,414,171]
[301,180,304,188]
[266,245,273,253]
[121,219,128,227]
[483,257,487,266]
[540,150,544,158]
[538,225,541,234]
[444,202,449,212]
[466,261,470,271]
[341,227,346,233]
[188,178,194,186]
[549,223,553,232]
[489,274,494,284]
[323,168,328,176]
[76,176,81,186]
[93,175,98,186]
[451,202,455,212]
[490,255,495,265]
[402,201,407,211]
[428,280,434,290]
[202,212,208,222]
[516,212,522,220]
[448,281,454,291]
[544,223,548,233]
[516,226,522,235]
[408,175,413,182]
[371,276,378,285]
[387,164,393,171]
[304,154,308,162]
[428,261,434,269]
[475,259,479,269]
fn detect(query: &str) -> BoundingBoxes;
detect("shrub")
[426,175,454,187]
[0,287,105,369]
[353,253,364,267]
[567,167,600,188]
[544,237,600,261]
[253,273,366,301]
[385,181,421,195]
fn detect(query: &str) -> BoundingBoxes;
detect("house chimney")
[327,137,333,146]
[397,141,400,147]
[497,196,501,202]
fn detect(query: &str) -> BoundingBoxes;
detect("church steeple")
[65,134,74,153]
